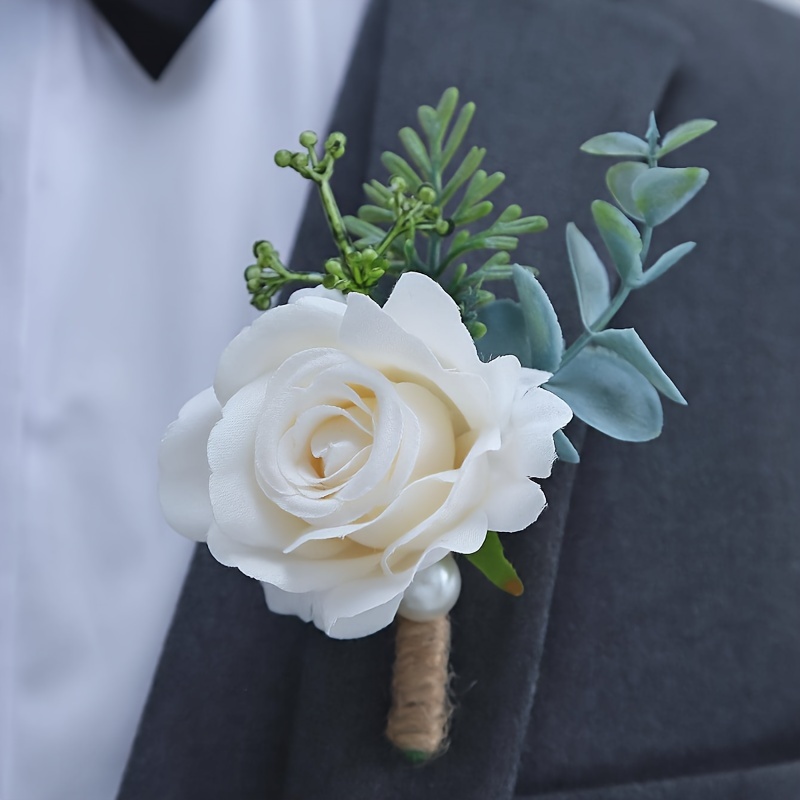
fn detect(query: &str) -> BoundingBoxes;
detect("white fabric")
[0,0,368,798]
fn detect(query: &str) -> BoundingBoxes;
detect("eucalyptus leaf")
[475,299,531,365]
[591,200,643,285]
[565,223,611,330]
[657,119,717,158]
[631,166,709,227]
[580,132,649,158]
[547,344,664,441]
[638,241,696,286]
[606,161,648,221]
[464,531,524,596]
[590,328,686,404]
[512,264,563,372]
[553,429,580,463]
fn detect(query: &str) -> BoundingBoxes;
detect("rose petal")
[323,594,404,640]
[261,583,317,623]
[483,473,547,533]
[382,272,480,371]
[340,291,495,438]
[208,377,307,548]
[214,300,345,405]
[511,383,573,478]
[207,522,381,592]
[158,387,221,541]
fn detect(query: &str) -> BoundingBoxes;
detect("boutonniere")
[159,88,714,762]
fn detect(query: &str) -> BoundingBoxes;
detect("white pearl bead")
[398,554,461,622]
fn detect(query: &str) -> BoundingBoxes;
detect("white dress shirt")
[0,1,369,798]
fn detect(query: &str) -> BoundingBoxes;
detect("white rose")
[159,272,572,639]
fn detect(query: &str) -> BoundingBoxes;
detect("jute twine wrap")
[386,615,453,762]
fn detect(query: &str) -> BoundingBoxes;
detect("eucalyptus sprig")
[476,111,715,459]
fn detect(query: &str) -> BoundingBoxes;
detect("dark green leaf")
[606,161,648,221]
[357,204,395,224]
[475,299,531,365]
[343,216,384,244]
[631,166,709,227]
[464,531,524,596]
[440,146,485,206]
[591,200,643,285]
[580,132,649,158]
[497,204,522,223]
[441,102,476,170]
[638,242,696,286]
[380,151,422,191]
[417,105,440,148]
[363,180,391,207]
[512,264,564,372]
[496,215,548,235]
[547,344,663,441]
[657,119,717,158]
[436,87,459,131]
[453,200,494,226]
[553,430,580,463]
[458,171,505,216]
[398,127,432,178]
[565,223,611,329]
[480,234,518,250]
[591,328,686,404]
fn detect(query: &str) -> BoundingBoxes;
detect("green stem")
[559,285,631,368]
[640,226,653,264]
[290,271,325,284]
[319,180,355,260]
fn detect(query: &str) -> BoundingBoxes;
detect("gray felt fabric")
[118,0,800,798]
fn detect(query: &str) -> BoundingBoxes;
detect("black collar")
[90,0,216,79]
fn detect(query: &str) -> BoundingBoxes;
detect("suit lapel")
[119,2,688,798]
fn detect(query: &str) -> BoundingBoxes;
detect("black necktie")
[90,0,216,79]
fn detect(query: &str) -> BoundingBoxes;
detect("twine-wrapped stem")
[386,615,452,762]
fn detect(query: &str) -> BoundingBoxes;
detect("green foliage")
[345,87,547,327]
[512,265,564,373]
[590,329,686,404]
[464,531,524,596]
[553,430,580,463]
[580,131,649,158]
[657,119,717,158]
[639,241,696,286]
[631,166,709,227]
[605,162,648,221]
[591,200,642,286]
[475,299,531,365]
[544,110,715,446]
[565,222,611,329]
[547,344,664,442]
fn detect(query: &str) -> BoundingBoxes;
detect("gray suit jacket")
[118,0,800,797]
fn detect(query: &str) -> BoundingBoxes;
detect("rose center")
[309,410,371,479]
